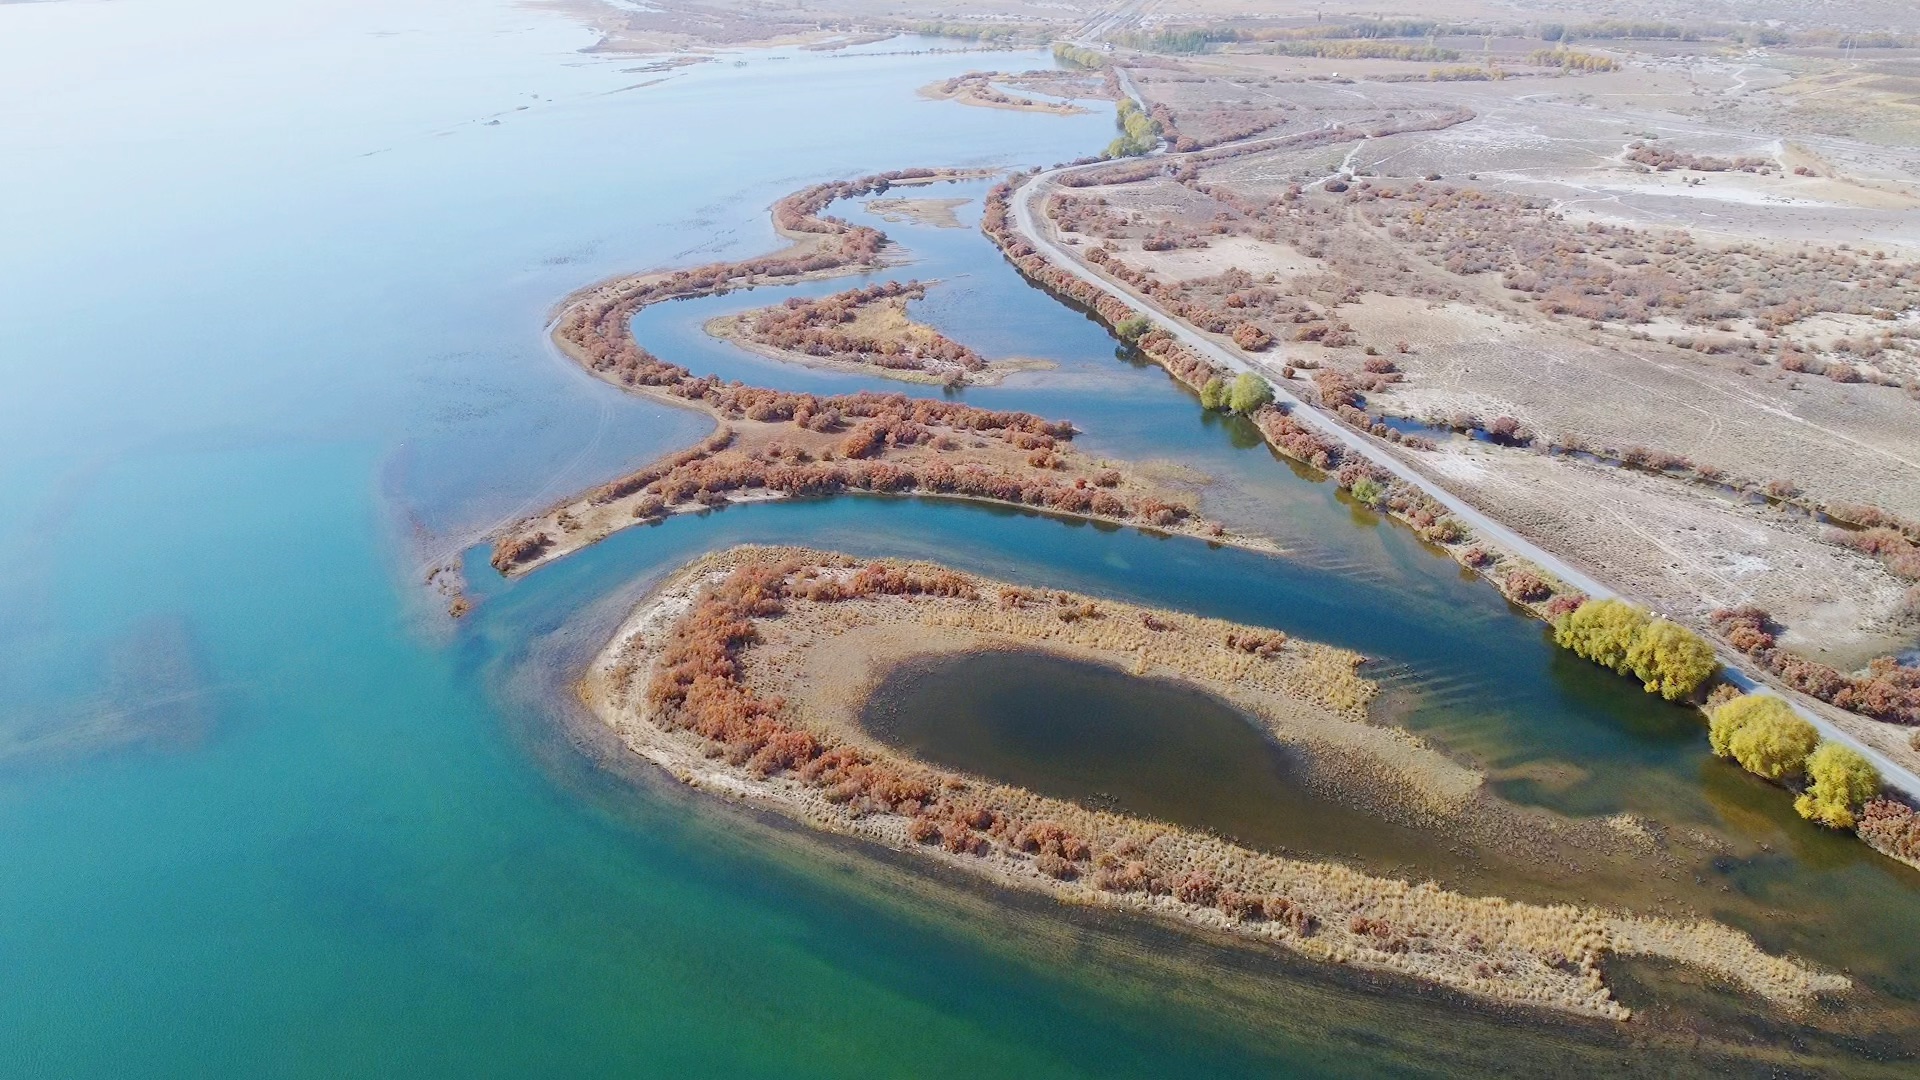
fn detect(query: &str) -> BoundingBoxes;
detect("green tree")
[1349,477,1383,506]
[1709,695,1817,781]
[1795,742,1880,829]
[1115,314,1151,343]
[1107,99,1162,157]
[1228,371,1274,413]
[1624,617,1718,701]
[1052,43,1109,69]
[1198,375,1228,410]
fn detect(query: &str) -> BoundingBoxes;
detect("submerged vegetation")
[583,547,1851,1021]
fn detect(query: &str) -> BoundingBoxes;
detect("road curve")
[1007,148,1920,800]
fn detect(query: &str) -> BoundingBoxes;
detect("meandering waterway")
[3,0,1917,1075]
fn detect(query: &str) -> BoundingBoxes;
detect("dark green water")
[862,649,1446,868]
[3,3,1918,1076]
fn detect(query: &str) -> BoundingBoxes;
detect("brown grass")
[581,546,1850,1021]
[490,168,1259,576]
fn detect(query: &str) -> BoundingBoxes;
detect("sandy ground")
[1412,440,1915,661]
[1054,57,1920,664]
[863,196,971,228]
[704,286,1053,386]
[578,546,1851,1021]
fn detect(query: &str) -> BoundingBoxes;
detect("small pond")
[860,648,1444,870]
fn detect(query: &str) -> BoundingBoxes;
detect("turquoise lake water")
[4,1,1918,1074]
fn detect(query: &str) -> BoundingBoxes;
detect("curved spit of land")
[491,167,1257,577]
[581,545,1848,1022]
[1000,147,1920,802]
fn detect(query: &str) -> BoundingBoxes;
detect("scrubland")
[1000,40,1920,774]
[706,280,1046,386]
[581,545,1852,1021]
[496,168,1253,576]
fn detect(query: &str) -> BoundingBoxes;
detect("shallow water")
[861,648,1450,868]
[4,1,1918,1075]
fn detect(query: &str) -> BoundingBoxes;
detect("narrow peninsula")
[581,545,1849,1022]
[705,280,1049,387]
[494,168,1255,576]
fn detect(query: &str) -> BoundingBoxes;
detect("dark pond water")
[861,649,1445,866]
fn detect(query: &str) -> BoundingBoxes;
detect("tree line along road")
[1005,138,1920,800]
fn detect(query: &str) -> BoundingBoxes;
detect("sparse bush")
[1858,798,1920,860]
[1504,570,1551,603]
[1542,593,1585,620]
[1485,416,1533,445]
[490,532,552,572]
[1710,605,1775,653]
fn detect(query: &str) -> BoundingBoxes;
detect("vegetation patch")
[1708,693,1885,832]
[1107,98,1162,160]
[710,280,1029,387]
[919,71,1089,116]
[1552,598,1719,702]
[581,546,1850,1022]
[500,168,1252,576]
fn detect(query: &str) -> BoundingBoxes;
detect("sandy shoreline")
[580,545,1850,1022]
[918,74,1090,116]
[703,309,1054,387]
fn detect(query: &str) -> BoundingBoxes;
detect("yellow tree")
[1626,617,1719,700]
[1796,743,1881,829]
[1553,598,1647,674]
[1709,695,1817,781]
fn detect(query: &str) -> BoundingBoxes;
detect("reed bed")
[581,546,1848,1022]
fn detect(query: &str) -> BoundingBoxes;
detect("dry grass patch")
[581,546,1850,1022]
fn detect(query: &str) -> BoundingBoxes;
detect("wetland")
[7,2,1920,1076]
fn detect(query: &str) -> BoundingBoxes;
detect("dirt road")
[1007,149,1920,799]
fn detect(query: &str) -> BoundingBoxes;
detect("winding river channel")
[3,1,1918,1075]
